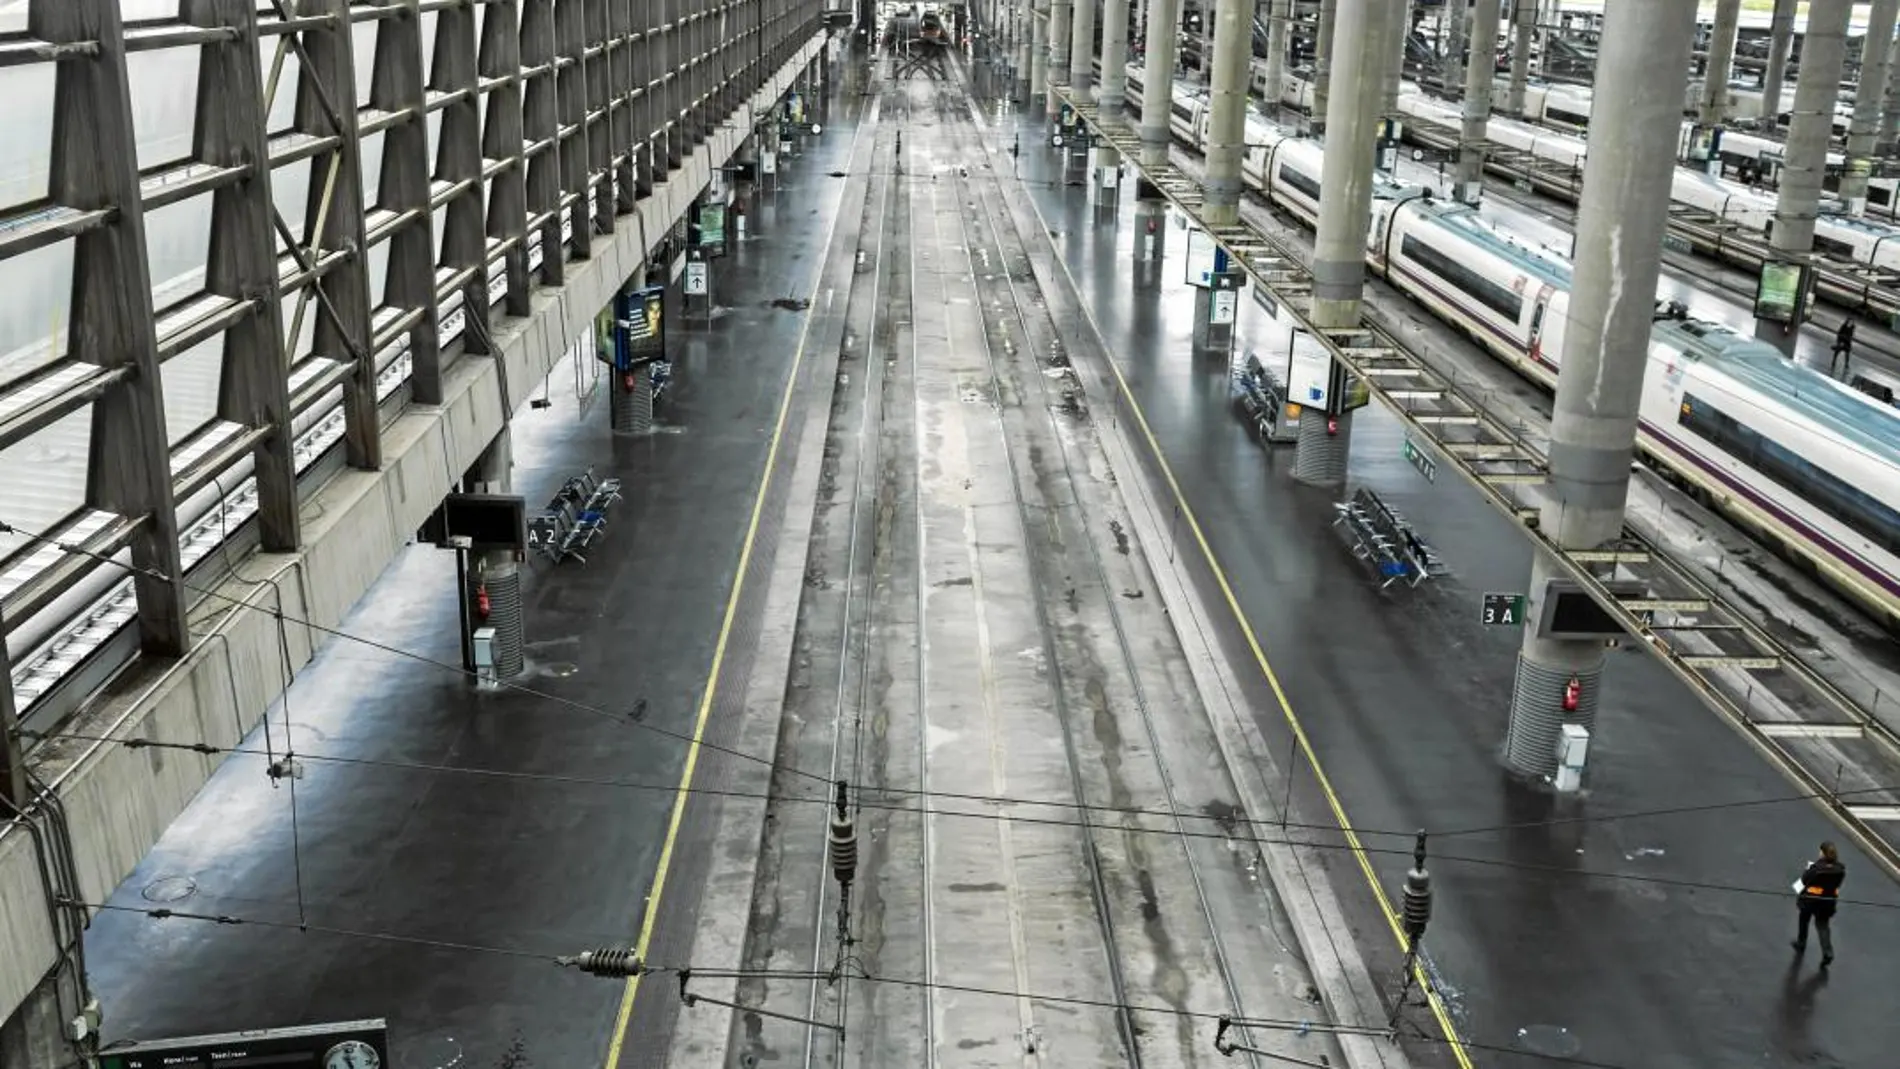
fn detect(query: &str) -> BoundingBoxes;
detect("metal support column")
[434,0,496,351]
[1505,0,1535,114]
[481,0,534,317]
[38,0,189,655]
[1018,4,1036,101]
[1841,0,1900,212]
[186,0,297,553]
[370,0,444,402]
[1261,0,1288,115]
[1101,0,1131,118]
[1138,0,1181,165]
[1455,0,1502,204]
[1760,0,1797,126]
[1312,0,1335,131]
[1757,0,1851,356]
[1203,0,1257,224]
[295,0,379,472]
[466,431,523,680]
[1698,0,1741,126]
[1882,30,1900,155]
[1070,0,1097,93]
[1505,0,1698,781]
[1297,0,1397,485]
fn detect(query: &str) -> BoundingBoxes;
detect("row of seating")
[1332,487,1448,589]
[527,468,624,564]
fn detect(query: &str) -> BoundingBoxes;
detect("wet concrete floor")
[1007,101,1900,1069]
[77,69,873,1069]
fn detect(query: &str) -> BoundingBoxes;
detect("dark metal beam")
[583,0,616,235]
[521,0,564,286]
[32,0,189,657]
[0,599,24,807]
[556,0,594,258]
[294,0,380,470]
[371,0,443,403]
[185,0,299,554]
[607,0,638,213]
[434,0,493,355]
[480,0,532,316]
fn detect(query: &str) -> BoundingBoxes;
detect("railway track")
[728,60,1372,1069]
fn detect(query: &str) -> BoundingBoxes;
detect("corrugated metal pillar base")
[609,362,655,434]
[473,558,525,679]
[1504,651,1603,780]
[1292,406,1351,485]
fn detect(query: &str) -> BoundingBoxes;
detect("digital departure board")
[98,1019,387,1069]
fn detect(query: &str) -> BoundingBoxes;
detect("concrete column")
[1031,6,1049,109]
[1881,30,1900,155]
[1071,0,1097,91]
[1134,193,1169,286]
[1094,143,1124,205]
[1018,5,1036,100]
[1298,0,1399,486]
[1442,0,1466,97]
[1049,0,1074,116]
[1203,0,1257,223]
[1101,0,1131,117]
[1261,0,1288,115]
[1455,0,1502,204]
[1139,0,1182,164]
[1383,0,1412,116]
[1313,0,1336,130]
[1505,0,1699,782]
[1760,0,1798,126]
[1756,0,1850,355]
[1699,0,1741,125]
[1506,0,1535,113]
[1842,0,1900,212]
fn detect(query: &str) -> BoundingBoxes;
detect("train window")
[1276,163,1321,201]
[1170,101,1194,121]
[1399,234,1525,321]
[1872,185,1894,208]
[1813,234,1857,260]
[1548,107,1589,128]
[1680,394,1900,556]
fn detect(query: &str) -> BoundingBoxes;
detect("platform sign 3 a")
[1481,592,1526,626]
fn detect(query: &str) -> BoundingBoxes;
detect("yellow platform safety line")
[1097,345,1475,1067]
[602,190,830,1069]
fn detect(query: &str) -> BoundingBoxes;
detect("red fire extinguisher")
[476,583,492,620]
[1561,675,1582,713]
[623,370,637,393]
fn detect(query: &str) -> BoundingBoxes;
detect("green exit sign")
[1403,436,1437,483]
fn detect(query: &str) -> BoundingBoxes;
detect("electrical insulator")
[1400,831,1432,947]
[828,780,858,888]
[565,948,642,977]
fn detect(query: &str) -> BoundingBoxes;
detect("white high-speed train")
[1389,91,1900,269]
[1118,72,1900,627]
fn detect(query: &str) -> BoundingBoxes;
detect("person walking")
[1830,319,1856,377]
[1791,841,1847,967]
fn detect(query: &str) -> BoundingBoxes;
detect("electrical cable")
[0,518,831,789]
[68,891,1639,1069]
[29,726,1900,912]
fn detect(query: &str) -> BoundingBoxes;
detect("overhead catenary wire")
[0,518,832,789]
[67,893,1640,1069]
[29,726,1900,913]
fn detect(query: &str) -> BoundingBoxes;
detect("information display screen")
[1754,260,1805,323]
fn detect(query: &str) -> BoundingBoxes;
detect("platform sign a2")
[1481,592,1526,626]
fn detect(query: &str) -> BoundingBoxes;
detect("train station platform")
[1008,112,1900,1068]
[71,62,873,1069]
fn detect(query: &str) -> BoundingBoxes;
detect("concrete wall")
[0,32,827,1037]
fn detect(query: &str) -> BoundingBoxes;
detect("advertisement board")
[1754,260,1805,323]
[1286,329,1333,410]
